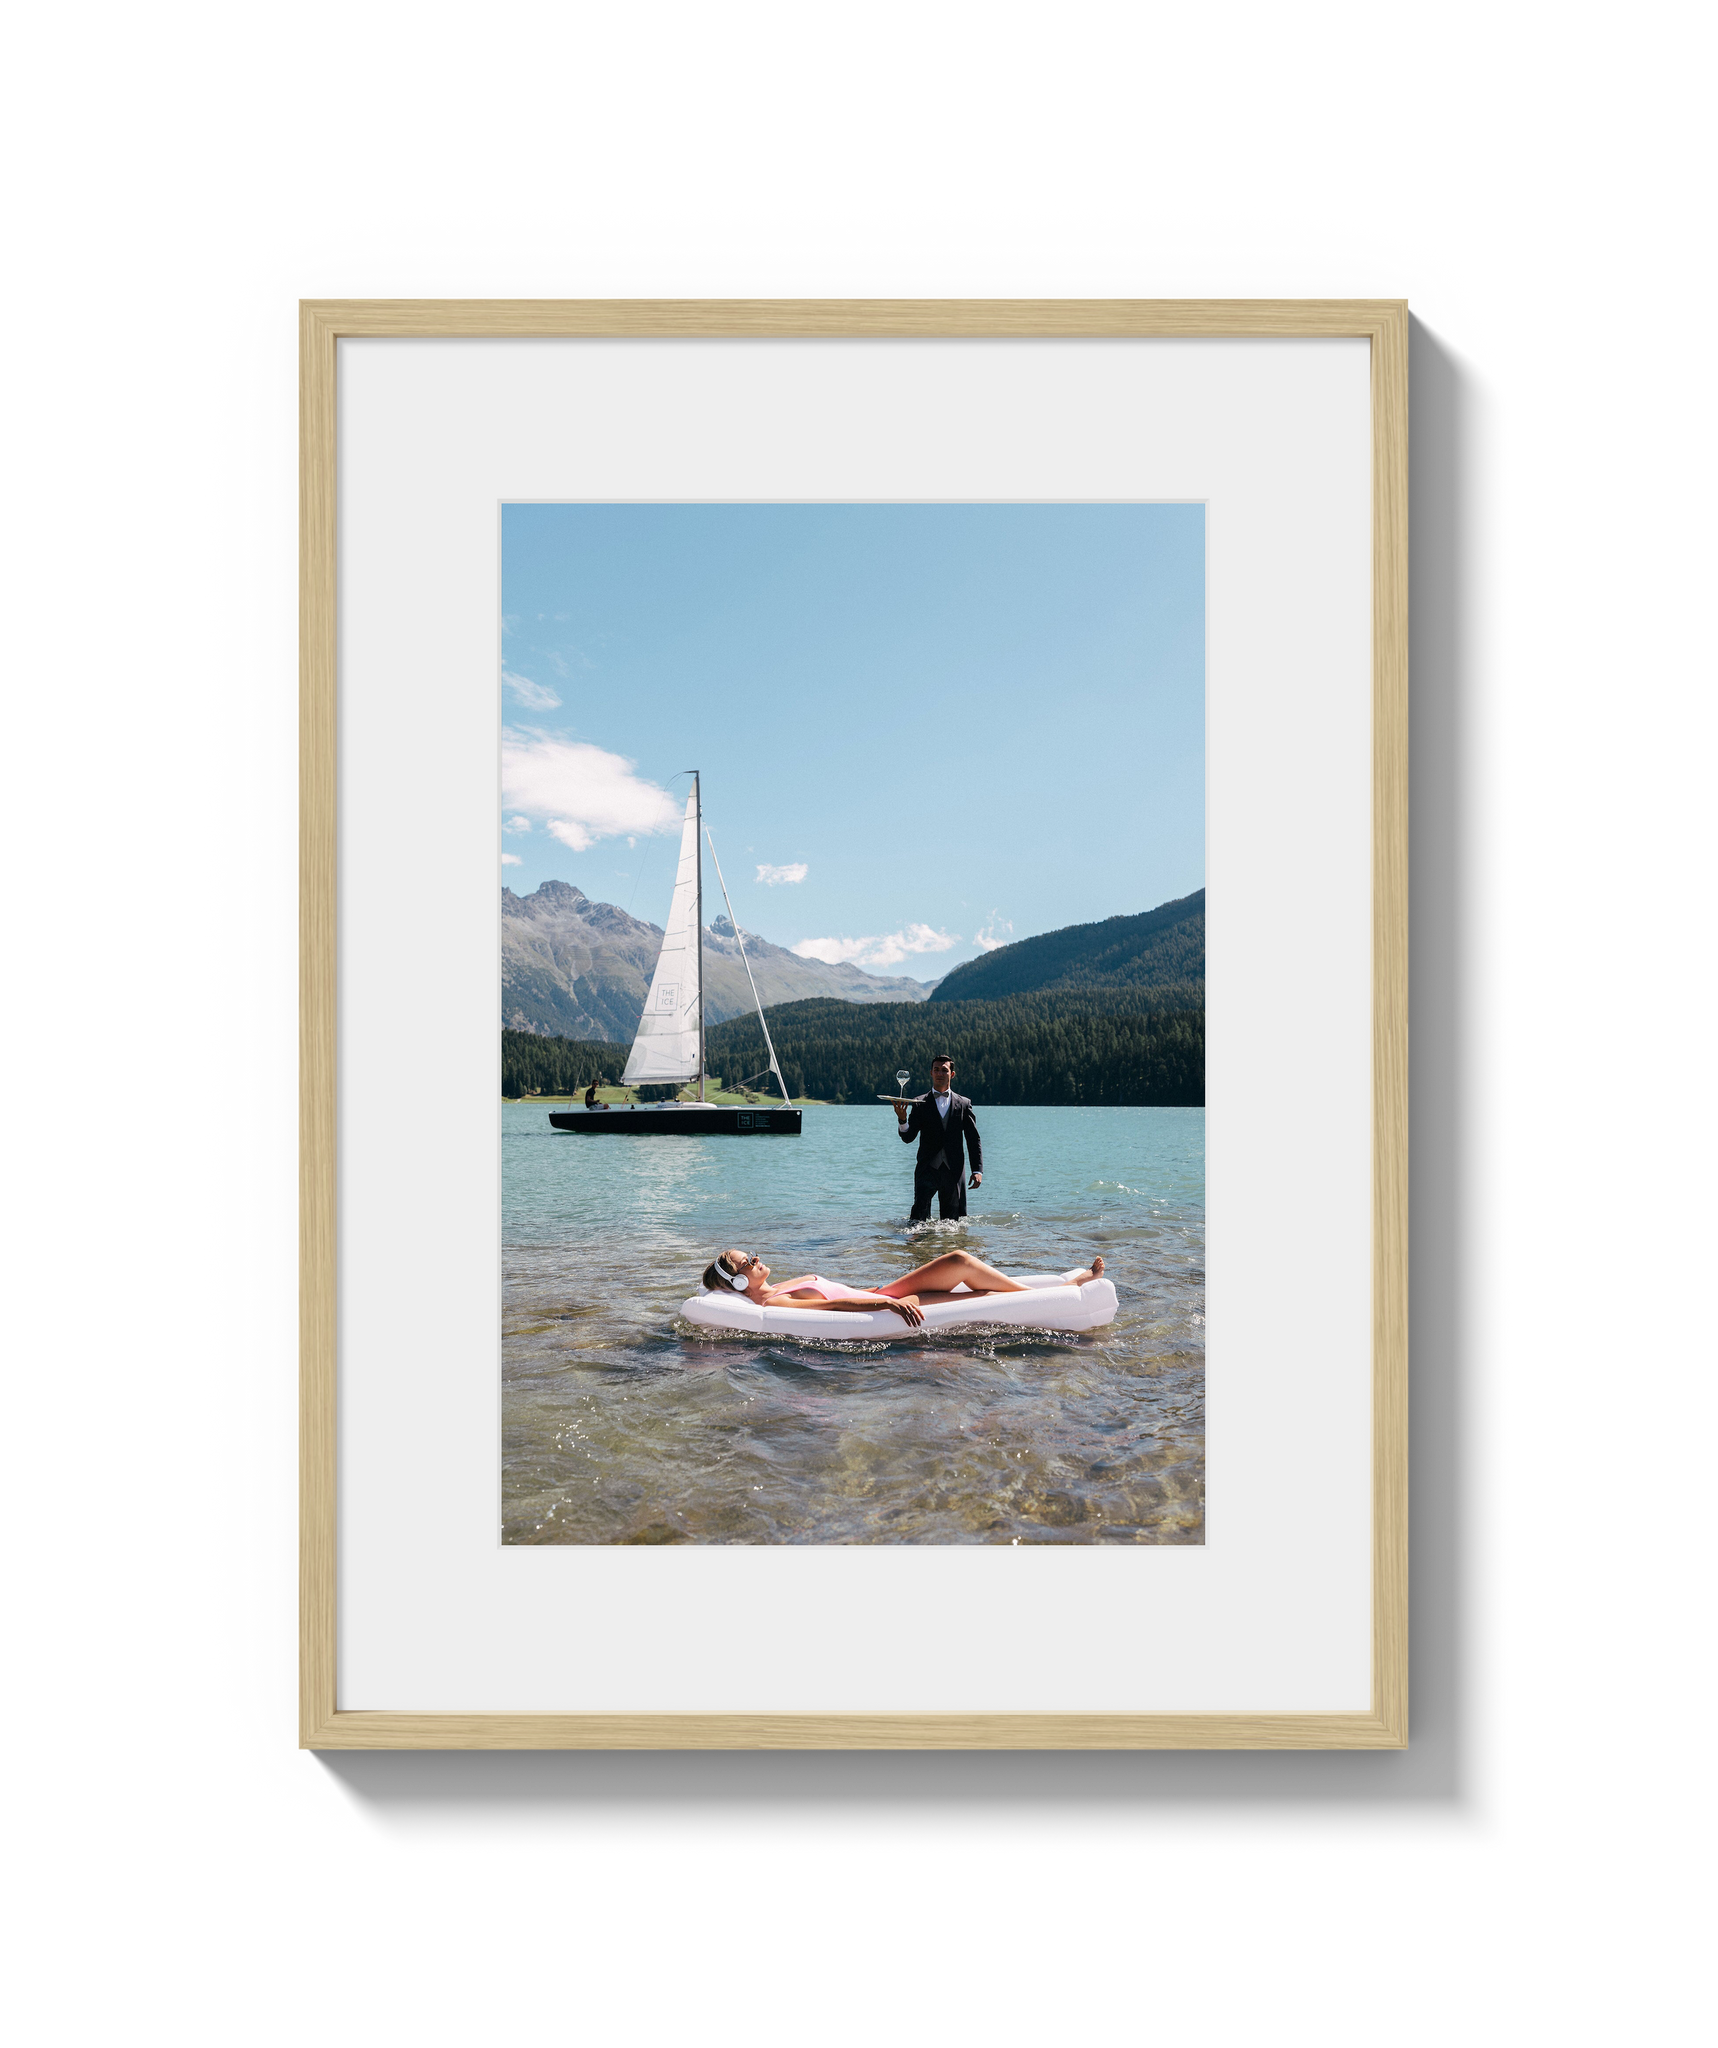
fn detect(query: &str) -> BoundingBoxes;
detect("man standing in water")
[895,1053,984,1220]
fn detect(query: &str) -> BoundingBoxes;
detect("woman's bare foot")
[1066,1254,1106,1285]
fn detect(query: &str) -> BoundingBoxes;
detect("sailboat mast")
[694,770,705,1102]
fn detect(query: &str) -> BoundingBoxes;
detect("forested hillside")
[501,1033,632,1099]
[704,991,1202,1107]
[930,889,1205,1003]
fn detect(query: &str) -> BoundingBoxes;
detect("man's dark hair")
[932,1053,955,1067]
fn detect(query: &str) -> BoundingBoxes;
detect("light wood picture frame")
[301,299,1408,1750]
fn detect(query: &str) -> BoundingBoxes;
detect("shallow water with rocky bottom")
[503,1102,1203,1545]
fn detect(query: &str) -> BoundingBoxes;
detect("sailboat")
[549,771,802,1136]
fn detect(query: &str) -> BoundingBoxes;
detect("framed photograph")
[301,300,1407,1748]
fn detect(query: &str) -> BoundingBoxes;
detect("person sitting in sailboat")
[701,1248,1105,1328]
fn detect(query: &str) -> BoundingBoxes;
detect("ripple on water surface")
[502,1102,1204,1545]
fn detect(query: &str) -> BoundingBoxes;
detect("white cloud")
[975,912,1014,952]
[501,853,522,867]
[501,736,682,852]
[755,862,808,886]
[504,815,532,835]
[793,924,958,970]
[502,669,561,711]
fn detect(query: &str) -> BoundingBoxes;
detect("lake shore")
[510,1086,829,1107]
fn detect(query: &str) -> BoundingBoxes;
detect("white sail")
[622,787,703,1084]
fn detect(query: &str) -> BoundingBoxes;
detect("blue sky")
[500,503,1203,980]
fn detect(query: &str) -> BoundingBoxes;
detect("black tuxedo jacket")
[900,1091,982,1177]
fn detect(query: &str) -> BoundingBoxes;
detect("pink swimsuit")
[777,1273,873,1303]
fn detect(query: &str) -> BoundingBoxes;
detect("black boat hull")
[548,1106,802,1136]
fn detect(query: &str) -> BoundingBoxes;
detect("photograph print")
[500,502,1204,1545]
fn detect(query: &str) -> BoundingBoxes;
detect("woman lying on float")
[699,1248,1106,1328]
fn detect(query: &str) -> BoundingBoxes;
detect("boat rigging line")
[703,818,793,1109]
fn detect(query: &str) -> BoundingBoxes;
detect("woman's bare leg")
[877,1251,1106,1298]
[875,1250,1031,1299]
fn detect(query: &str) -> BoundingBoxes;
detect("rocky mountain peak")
[504,878,589,920]
[502,880,939,1040]
[709,911,796,959]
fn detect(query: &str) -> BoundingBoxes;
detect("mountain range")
[502,880,939,1041]
[929,889,1205,1003]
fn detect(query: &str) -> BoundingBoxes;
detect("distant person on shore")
[894,1054,983,1220]
[583,1079,600,1110]
[701,1248,1103,1327]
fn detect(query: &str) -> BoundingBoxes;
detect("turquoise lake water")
[502,1101,1204,1545]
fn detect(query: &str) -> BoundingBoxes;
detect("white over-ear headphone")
[721,1259,751,1290]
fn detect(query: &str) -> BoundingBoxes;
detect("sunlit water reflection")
[503,1103,1203,1544]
